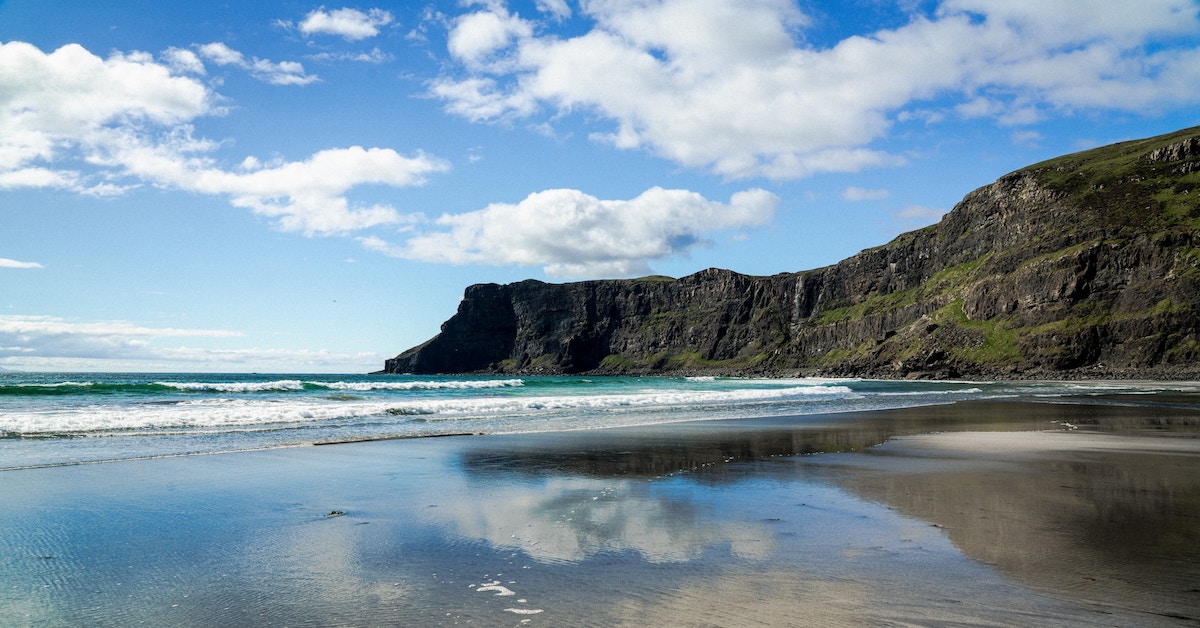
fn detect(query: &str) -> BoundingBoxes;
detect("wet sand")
[2,397,1198,626]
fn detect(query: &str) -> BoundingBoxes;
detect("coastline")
[3,395,1198,625]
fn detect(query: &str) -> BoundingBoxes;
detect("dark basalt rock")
[381,127,1200,380]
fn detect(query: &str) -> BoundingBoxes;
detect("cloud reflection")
[433,476,773,564]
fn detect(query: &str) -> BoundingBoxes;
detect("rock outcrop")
[382,127,1200,379]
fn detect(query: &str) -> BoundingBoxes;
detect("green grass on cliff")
[599,354,632,370]
[1028,126,1200,234]
[808,256,988,327]
[809,288,919,326]
[936,300,1023,365]
[924,256,990,293]
[604,348,789,374]
[817,341,875,366]
[1012,240,1098,271]
[1166,339,1200,363]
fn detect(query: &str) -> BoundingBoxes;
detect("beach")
[2,396,1199,626]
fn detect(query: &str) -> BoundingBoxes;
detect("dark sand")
[2,397,1199,626]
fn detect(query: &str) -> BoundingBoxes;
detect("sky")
[1,0,1199,373]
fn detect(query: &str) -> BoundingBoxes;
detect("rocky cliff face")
[383,127,1200,379]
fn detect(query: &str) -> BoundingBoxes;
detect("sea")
[3,371,1197,470]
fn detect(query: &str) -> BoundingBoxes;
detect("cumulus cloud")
[0,40,447,235]
[162,47,206,75]
[447,6,533,69]
[197,42,318,85]
[362,187,777,277]
[0,41,211,195]
[0,258,43,269]
[105,138,448,235]
[430,0,1200,179]
[296,7,394,41]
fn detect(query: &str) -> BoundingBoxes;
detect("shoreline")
[3,396,1198,625]
[7,377,1199,474]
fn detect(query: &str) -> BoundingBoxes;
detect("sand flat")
[799,425,1200,623]
[2,398,1198,626]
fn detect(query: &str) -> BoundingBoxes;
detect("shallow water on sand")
[2,399,1198,625]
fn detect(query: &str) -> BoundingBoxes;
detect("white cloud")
[363,187,777,278]
[0,315,238,360]
[0,167,81,191]
[309,47,393,64]
[431,0,1200,179]
[196,41,245,66]
[0,41,448,236]
[428,76,537,121]
[210,147,447,235]
[447,7,534,69]
[104,137,449,235]
[0,41,212,194]
[842,186,890,201]
[297,7,394,41]
[0,315,378,372]
[162,47,206,75]
[536,0,571,20]
[197,42,318,85]
[0,258,43,269]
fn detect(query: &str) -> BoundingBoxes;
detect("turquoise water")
[2,372,1195,469]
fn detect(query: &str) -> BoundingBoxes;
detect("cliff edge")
[382,127,1200,379]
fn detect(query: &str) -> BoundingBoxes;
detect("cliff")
[382,127,1200,379]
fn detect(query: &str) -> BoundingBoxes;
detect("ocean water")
[2,371,1196,470]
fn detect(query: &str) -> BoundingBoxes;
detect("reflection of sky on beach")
[0,441,948,624]
[428,476,775,564]
[2,426,1178,625]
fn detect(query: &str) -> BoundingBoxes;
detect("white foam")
[316,379,524,391]
[877,387,983,397]
[0,383,861,436]
[476,581,516,596]
[153,378,526,393]
[158,380,306,393]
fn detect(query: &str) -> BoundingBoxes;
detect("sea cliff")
[382,127,1200,379]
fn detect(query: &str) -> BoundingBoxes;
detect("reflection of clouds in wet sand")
[246,513,414,611]
[432,477,774,564]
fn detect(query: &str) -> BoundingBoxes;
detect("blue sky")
[2,0,1199,372]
